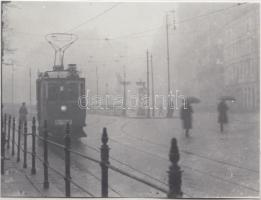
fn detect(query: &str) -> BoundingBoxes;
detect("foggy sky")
[3,2,179,104]
[2,2,243,105]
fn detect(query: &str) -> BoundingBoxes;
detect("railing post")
[1,118,6,174]
[100,127,109,198]
[167,138,183,198]
[17,120,21,162]
[11,117,15,156]
[31,117,36,175]
[7,115,11,149]
[23,121,28,168]
[4,114,7,134]
[64,123,71,197]
[43,120,49,189]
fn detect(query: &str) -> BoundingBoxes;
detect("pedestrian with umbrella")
[180,97,199,137]
[19,102,28,124]
[217,96,234,132]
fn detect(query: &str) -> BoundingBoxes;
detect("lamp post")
[121,66,130,117]
[146,50,150,118]
[166,10,176,118]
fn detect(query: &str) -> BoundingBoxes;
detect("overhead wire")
[6,2,249,69]
[66,3,121,33]
[9,3,248,42]
[177,2,248,25]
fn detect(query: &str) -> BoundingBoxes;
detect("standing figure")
[180,101,193,137]
[168,100,174,118]
[158,103,164,117]
[19,102,28,123]
[217,100,228,132]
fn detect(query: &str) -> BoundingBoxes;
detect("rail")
[1,113,183,198]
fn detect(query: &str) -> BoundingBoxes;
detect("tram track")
[108,118,259,194]
[119,118,258,174]
[82,116,258,196]
[27,114,258,197]
[83,115,259,195]
[108,135,259,194]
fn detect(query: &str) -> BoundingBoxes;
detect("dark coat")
[217,101,228,124]
[19,105,28,122]
[180,104,193,129]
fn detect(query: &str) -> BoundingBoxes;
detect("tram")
[36,33,86,138]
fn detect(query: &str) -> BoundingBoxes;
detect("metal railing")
[1,113,183,198]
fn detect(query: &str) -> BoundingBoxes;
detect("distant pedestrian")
[158,104,164,117]
[167,100,174,118]
[180,100,193,137]
[217,100,228,132]
[19,102,28,123]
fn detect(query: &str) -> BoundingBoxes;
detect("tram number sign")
[55,119,72,126]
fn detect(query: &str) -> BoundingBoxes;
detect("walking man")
[19,102,28,124]
[217,100,228,132]
[180,100,193,137]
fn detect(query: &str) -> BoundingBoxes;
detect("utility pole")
[146,50,150,118]
[166,14,171,118]
[136,80,146,116]
[96,66,99,105]
[105,83,109,96]
[11,64,14,112]
[2,2,16,109]
[0,1,10,62]
[150,54,155,117]
[29,67,32,106]
[1,2,4,64]
[1,2,6,107]
[123,66,126,116]
[121,66,130,117]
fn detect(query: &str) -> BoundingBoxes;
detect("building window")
[242,88,245,108]
[233,65,236,82]
[245,39,249,55]
[239,63,243,82]
[245,87,248,108]
[236,65,239,83]
[252,87,255,109]
[246,15,252,33]
[243,62,245,82]
[246,87,248,108]
[248,87,252,109]
[256,86,260,108]
[246,62,249,81]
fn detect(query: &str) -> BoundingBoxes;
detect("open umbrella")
[186,96,200,104]
[220,96,236,102]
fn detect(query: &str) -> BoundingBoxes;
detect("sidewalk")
[1,152,40,197]
[1,151,64,197]
[1,146,105,197]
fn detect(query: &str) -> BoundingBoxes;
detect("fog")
[2,2,259,112]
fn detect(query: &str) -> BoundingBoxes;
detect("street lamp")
[166,10,176,118]
[113,57,130,117]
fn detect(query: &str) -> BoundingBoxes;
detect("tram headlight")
[61,105,67,112]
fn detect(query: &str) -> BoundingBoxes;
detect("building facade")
[223,4,259,111]
[151,3,259,112]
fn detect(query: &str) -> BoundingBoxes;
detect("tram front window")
[61,83,78,100]
[48,83,79,101]
[48,83,58,100]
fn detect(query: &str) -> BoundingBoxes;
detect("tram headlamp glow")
[61,105,67,112]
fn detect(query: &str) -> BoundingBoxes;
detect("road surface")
[2,109,259,197]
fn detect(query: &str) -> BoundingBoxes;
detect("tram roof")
[38,69,83,80]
